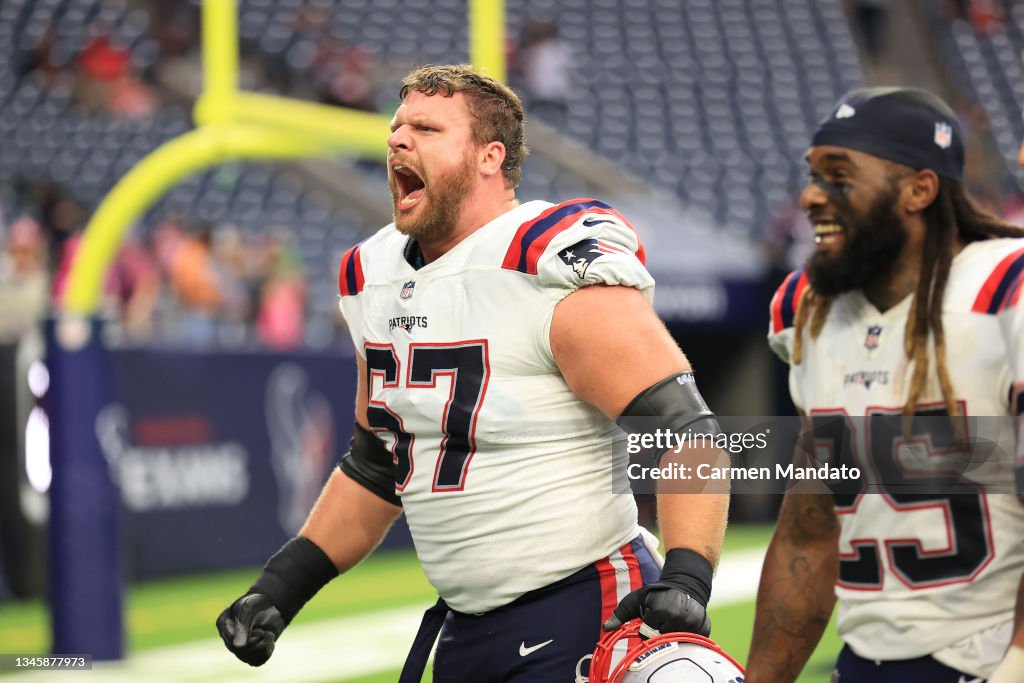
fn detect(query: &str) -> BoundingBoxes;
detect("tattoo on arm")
[784,493,840,545]
[748,493,839,682]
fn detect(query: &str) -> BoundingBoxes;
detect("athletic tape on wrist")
[662,548,713,607]
[251,536,338,623]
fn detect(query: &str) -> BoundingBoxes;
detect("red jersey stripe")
[973,248,1024,314]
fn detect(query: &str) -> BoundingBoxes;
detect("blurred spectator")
[35,183,84,271]
[51,230,161,340]
[151,1,200,59]
[512,19,571,125]
[114,237,162,340]
[953,0,1005,33]
[256,237,307,350]
[75,25,131,112]
[108,74,158,120]
[75,24,157,119]
[212,224,253,327]
[946,0,970,20]
[853,0,890,61]
[0,216,49,341]
[164,224,225,345]
[311,40,379,112]
[79,29,131,82]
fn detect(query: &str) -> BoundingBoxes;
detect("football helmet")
[580,619,745,683]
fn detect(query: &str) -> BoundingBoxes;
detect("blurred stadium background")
[0,0,1021,680]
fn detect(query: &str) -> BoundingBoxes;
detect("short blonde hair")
[400,64,529,187]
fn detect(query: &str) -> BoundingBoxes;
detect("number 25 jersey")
[338,199,652,614]
[768,237,1024,677]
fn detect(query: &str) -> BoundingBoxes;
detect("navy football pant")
[834,644,985,683]
[431,536,661,683]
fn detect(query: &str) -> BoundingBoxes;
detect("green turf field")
[0,524,843,681]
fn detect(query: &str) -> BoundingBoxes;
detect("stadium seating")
[0,0,867,343]
[0,0,368,333]
[926,3,1024,190]
[231,0,863,231]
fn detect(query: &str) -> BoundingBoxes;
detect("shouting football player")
[216,64,729,682]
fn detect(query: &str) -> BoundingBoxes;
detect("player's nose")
[799,177,828,213]
[388,125,412,153]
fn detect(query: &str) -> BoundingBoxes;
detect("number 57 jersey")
[768,238,1024,677]
[338,199,653,615]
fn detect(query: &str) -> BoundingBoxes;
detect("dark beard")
[805,188,907,297]
[392,152,475,245]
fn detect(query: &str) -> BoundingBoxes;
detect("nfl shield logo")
[400,280,415,300]
[865,325,882,350]
[934,122,952,149]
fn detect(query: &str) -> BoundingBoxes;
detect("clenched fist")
[216,593,286,666]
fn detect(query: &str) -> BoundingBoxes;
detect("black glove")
[216,536,338,666]
[602,547,712,636]
[216,593,285,667]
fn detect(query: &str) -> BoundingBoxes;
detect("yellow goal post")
[61,0,505,316]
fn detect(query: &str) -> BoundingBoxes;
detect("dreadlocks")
[793,180,1024,423]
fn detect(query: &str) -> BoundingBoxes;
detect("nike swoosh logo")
[581,217,605,227]
[519,639,554,656]
[958,677,983,683]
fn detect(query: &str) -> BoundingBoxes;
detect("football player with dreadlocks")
[747,87,1024,682]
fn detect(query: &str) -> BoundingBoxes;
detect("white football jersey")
[338,199,652,613]
[768,237,1024,677]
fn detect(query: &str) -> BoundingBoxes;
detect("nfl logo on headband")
[934,122,953,149]
[835,103,856,119]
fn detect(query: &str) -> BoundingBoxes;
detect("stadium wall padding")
[97,347,411,580]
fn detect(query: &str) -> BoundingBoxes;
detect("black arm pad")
[338,424,402,507]
[616,372,721,462]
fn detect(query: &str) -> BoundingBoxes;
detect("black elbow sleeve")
[616,372,721,463]
[338,424,402,507]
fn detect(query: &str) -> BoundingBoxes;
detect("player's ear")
[903,168,940,214]
[479,141,506,178]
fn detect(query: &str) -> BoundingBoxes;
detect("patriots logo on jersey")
[400,280,416,300]
[559,238,625,280]
[843,370,889,389]
[388,315,428,332]
[864,325,882,349]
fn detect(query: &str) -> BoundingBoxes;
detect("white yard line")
[710,546,768,607]
[3,547,767,683]
[3,606,426,683]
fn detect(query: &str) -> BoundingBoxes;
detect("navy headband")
[811,87,964,182]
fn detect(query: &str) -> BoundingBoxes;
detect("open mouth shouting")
[392,163,426,211]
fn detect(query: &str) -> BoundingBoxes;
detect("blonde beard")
[391,154,476,244]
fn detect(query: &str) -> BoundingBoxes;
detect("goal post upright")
[470,0,506,82]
